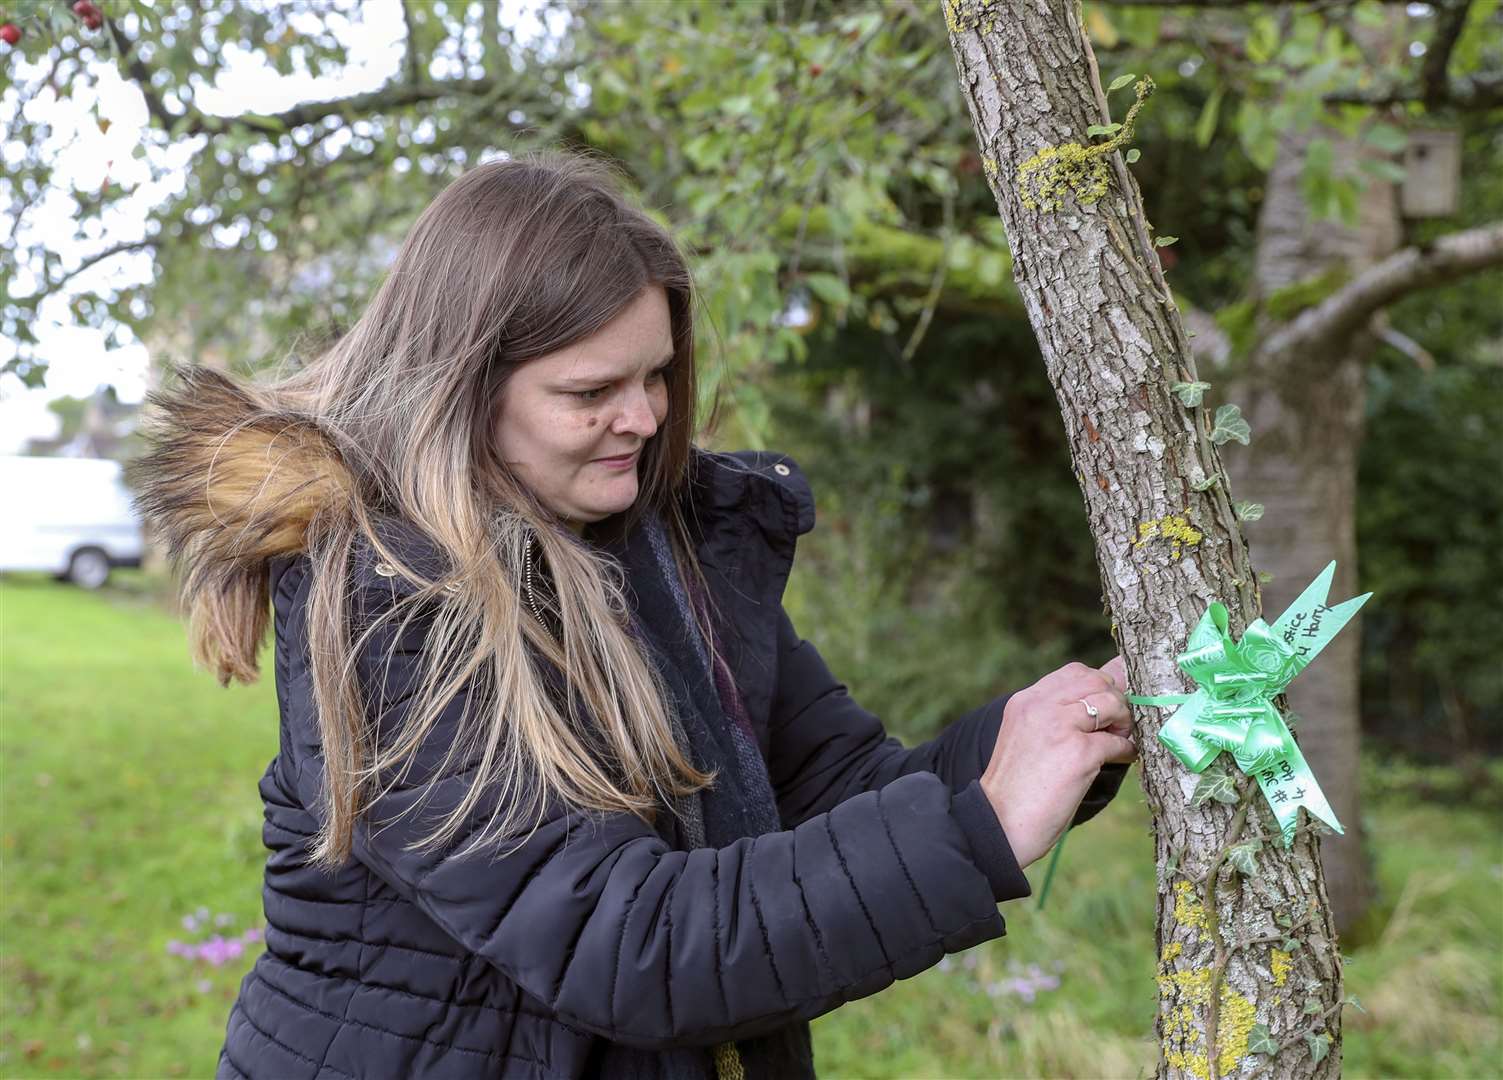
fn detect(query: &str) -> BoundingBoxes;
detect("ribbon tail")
[1257,739,1345,848]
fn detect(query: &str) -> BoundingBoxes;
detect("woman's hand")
[979,656,1137,869]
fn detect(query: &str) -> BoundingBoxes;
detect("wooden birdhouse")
[1401,128,1461,218]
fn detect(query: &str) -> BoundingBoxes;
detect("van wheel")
[67,548,112,590]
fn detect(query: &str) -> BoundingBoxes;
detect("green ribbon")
[1127,560,1370,847]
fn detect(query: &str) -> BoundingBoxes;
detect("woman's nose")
[612,386,659,438]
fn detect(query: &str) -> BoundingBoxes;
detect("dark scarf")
[580,507,813,1080]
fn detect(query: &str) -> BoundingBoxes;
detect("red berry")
[0,23,20,46]
[73,0,96,16]
[84,14,102,29]
[808,64,824,78]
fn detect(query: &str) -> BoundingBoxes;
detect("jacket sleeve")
[766,607,1131,834]
[281,563,1033,1052]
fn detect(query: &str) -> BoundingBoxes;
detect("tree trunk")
[944,3,1344,1077]
[1223,125,1403,936]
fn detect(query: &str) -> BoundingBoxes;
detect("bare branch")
[1263,221,1503,359]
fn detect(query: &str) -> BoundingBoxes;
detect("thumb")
[1093,730,1138,765]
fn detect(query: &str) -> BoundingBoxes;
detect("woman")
[130,151,1136,1080]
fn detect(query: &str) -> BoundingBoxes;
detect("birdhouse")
[1401,128,1461,218]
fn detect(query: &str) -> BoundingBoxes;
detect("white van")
[0,455,145,588]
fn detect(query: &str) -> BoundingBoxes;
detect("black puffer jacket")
[217,447,1128,1079]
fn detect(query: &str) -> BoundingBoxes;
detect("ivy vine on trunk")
[943,2,1350,1077]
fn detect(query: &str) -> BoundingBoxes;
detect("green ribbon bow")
[1126,560,1370,847]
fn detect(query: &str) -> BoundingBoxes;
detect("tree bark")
[944,3,1344,1077]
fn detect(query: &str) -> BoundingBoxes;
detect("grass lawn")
[2,574,1499,1078]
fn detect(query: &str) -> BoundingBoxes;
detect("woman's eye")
[571,387,606,401]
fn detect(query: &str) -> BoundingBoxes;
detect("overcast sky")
[1,0,551,452]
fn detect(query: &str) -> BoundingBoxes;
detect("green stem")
[1036,830,1068,910]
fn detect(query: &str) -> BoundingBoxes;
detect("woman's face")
[494,286,674,534]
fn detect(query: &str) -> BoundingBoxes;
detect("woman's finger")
[1094,730,1139,764]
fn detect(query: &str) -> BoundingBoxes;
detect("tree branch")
[1263,221,1503,359]
[104,11,549,140]
[402,0,423,86]
[1324,71,1503,110]
[1421,0,1473,109]
[37,239,157,298]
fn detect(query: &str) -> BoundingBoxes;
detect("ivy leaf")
[1192,761,1238,807]
[1227,839,1261,876]
[1282,936,1301,952]
[1345,996,1366,1014]
[1235,500,1266,522]
[1191,474,1222,492]
[1303,998,1323,1015]
[1247,1024,1279,1055]
[1108,73,1137,92]
[1154,235,1179,247]
[1126,148,1141,163]
[1087,122,1124,137]
[1274,911,1293,928]
[1306,1032,1332,1065]
[1211,403,1252,445]
[1171,380,1211,407]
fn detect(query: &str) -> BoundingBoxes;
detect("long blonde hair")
[131,151,730,870]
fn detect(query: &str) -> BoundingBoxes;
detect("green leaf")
[1192,761,1238,807]
[1195,86,1224,149]
[1359,157,1407,183]
[1345,996,1367,1014]
[1108,73,1137,92]
[1306,1032,1331,1065]
[1154,235,1178,248]
[1235,500,1265,522]
[1282,936,1301,952]
[1366,122,1407,154]
[1171,380,1211,407]
[1087,122,1123,137]
[1227,839,1261,876]
[1274,911,1293,929]
[1126,148,1141,163]
[1247,1024,1279,1055]
[802,272,850,307]
[1211,403,1252,446]
[1191,475,1222,492]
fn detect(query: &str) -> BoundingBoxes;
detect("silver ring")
[1080,698,1099,719]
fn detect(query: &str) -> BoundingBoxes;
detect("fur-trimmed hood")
[127,365,362,586]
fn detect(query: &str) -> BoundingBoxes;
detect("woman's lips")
[595,450,639,467]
